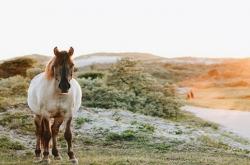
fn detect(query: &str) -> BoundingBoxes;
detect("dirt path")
[184,106,250,139]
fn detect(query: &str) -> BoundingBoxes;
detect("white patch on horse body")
[28,72,82,118]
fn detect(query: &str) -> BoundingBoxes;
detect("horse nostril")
[59,80,70,93]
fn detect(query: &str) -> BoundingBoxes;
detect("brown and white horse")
[27,47,82,164]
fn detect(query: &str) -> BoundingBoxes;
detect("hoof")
[40,158,51,165]
[70,158,78,165]
[33,157,42,163]
[54,155,62,160]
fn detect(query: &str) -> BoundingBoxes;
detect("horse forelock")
[45,53,73,80]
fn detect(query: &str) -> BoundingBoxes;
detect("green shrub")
[0,136,25,150]
[138,123,155,133]
[200,121,219,130]
[78,59,182,119]
[0,111,34,134]
[106,130,137,141]
[198,135,230,150]
[78,71,105,80]
[75,117,91,129]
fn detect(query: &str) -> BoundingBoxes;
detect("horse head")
[52,47,75,93]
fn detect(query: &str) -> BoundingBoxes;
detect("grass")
[198,135,231,150]
[0,136,25,151]
[0,144,250,165]
[74,116,91,129]
[106,130,137,141]
[0,111,34,134]
[175,111,219,130]
[137,123,155,133]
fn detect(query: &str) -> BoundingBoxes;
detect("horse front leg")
[64,116,78,164]
[51,116,64,160]
[34,115,42,162]
[41,117,52,164]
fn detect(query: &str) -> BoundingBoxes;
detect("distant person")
[190,90,194,99]
[186,90,194,100]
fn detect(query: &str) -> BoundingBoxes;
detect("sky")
[0,0,250,60]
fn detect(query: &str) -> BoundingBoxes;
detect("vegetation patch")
[0,136,25,150]
[176,111,219,130]
[0,76,29,111]
[198,135,231,150]
[75,116,91,129]
[26,67,43,79]
[106,130,137,141]
[0,57,35,78]
[78,59,182,119]
[137,123,155,133]
[0,111,34,134]
[77,71,105,80]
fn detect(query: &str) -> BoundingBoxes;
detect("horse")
[27,47,82,164]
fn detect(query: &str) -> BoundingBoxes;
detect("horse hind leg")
[34,115,42,162]
[64,117,78,164]
[51,116,64,160]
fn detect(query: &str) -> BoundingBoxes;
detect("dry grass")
[1,146,250,165]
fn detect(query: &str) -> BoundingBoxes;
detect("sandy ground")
[1,105,250,158]
[74,107,250,151]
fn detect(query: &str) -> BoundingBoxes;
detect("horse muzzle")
[59,79,71,93]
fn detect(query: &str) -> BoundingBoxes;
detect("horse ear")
[68,47,74,56]
[54,47,59,56]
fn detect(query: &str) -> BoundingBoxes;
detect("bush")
[0,111,34,134]
[106,130,137,141]
[26,67,43,79]
[0,76,29,110]
[0,57,35,78]
[77,71,105,80]
[0,136,25,150]
[78,59,182,118]
[74,117,91,129]
[0,75,29,96]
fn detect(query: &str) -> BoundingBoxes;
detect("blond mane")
[45,57,56,80]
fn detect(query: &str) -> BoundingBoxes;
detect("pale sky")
[0,0,250,60]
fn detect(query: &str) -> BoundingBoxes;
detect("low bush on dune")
[0,58,43,110]
[0,57,35,78]
[78,59,182,118]
[26,67,43,79]
[0,76,29,111]
[77,71,105,80]
[0,75,29,97]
